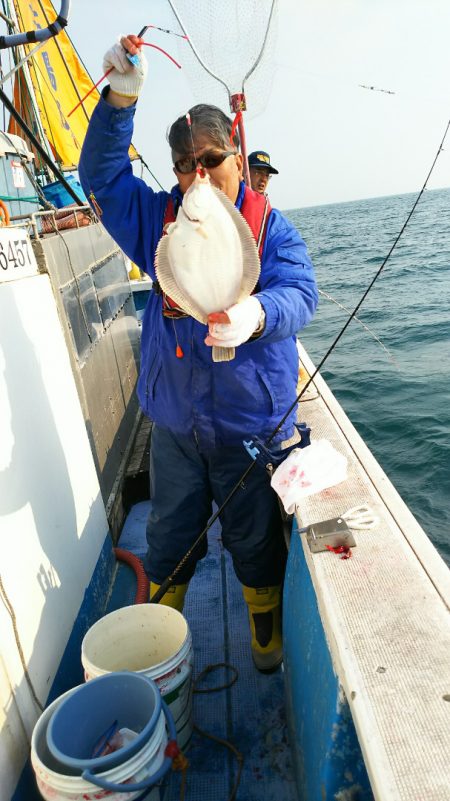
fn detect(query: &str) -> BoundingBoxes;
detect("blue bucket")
[46,671,162,772]
[42,174,87,208]
[33,677,177,796]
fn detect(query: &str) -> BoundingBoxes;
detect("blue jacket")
[79,94,318,451]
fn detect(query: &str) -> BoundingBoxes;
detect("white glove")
[103,37,148,98]
[205,296,264,348]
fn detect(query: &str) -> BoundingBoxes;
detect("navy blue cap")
[248,150,279,174]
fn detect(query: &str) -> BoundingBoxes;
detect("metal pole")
[6,1,54,164]
[0,40,46,86]
[238,116,250,186]
[231,93,250,186]
[0,85,85,206]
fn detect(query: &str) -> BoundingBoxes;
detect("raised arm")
[78,35,168,275]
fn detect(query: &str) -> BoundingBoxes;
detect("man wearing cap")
[248,150,279,195]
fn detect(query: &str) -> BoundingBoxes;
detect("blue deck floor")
[112,500,297,801]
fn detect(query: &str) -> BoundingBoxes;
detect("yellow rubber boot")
[242,585,283,672]
[128,261,142,280]
[149,582,188,612]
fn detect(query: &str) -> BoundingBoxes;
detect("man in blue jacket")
[79,34,318,672]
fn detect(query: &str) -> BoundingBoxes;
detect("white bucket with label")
[31,683,170,801]
[81,604,194,750]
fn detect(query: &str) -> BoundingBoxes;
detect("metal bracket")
[305,517,356,554]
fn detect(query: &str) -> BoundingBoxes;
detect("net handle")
[231,94,250,185]
[239,115,250,186]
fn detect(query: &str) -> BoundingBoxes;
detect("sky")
[67,0,450,210]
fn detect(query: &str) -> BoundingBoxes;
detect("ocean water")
[285,187,450,566]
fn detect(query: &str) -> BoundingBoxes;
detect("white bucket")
[31,686,168,801]
[81,604,193,750]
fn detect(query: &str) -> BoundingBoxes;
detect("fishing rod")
[150,113,450,604]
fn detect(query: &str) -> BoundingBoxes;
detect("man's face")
[250,167,271,194]
[173,133,243,203]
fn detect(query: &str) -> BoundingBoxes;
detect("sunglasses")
[174,150,237,174]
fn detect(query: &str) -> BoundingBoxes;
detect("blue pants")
[143,425,286,587]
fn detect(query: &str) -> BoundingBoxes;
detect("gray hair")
[167,104,240,156]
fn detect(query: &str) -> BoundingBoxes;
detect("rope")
[193,724,244,801]
[160,664,242,800]
[0,194,40,202]
[192,663,243,801]
[0,574,44,712]
[193,662,238,693]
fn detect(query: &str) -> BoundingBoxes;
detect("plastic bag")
[270,440,348,514]
[94,726,138,757]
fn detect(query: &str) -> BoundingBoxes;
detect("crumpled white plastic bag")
[270,440,348,514]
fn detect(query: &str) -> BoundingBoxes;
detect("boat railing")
[8,204,97,238]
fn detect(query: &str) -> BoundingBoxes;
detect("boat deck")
[286,346,450,801]
[114,501,296,801]
[15,337,450,801]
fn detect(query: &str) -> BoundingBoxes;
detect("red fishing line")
[141,42,181,69]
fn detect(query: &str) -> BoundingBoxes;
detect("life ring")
[0,200,10,226]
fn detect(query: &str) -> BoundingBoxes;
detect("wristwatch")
[252,305,266,338]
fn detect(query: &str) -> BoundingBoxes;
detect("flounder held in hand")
[155,170,260,361]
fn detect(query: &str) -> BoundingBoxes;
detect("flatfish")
[155,170,260,361]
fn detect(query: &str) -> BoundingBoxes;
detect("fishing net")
[167,0,278,119]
